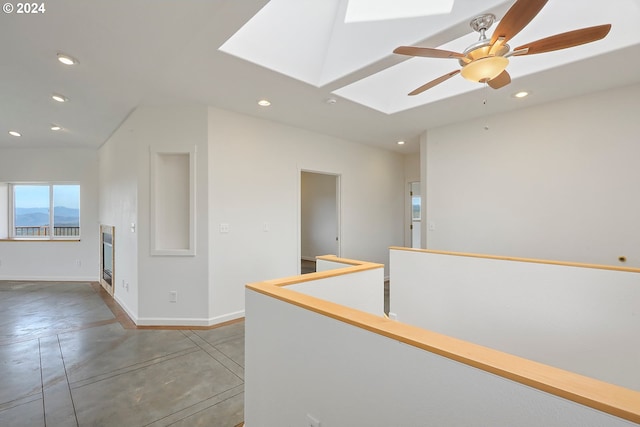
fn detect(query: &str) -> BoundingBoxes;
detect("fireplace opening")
[100,225,114,295]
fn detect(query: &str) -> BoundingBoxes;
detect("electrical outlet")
[125,282,129,292]
[219,223,230,233]
[169,291,178,303]
[75,259,81,267]
[306,414,321,427]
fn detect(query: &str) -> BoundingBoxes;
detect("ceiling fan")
[393,0,611,95]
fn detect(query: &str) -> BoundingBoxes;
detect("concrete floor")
[0,281,245,427]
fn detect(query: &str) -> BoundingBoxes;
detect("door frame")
[298,168,342,274]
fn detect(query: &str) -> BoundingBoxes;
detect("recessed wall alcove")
[150,147,196,256]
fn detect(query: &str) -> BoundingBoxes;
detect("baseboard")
[136,317,213,327]
[208,310,245,325]
[0,275,98,282]
[135,310,245,327]
[114,294,138,324]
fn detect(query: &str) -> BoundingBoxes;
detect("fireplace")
[100,225,115,295]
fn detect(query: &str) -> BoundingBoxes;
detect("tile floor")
[0,281,245,427]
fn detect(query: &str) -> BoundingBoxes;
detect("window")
[7,183,80,239]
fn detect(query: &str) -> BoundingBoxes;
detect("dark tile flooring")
[0,281,245,427]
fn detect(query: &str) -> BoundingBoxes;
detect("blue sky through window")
[14,185,49,209]
[54,185,80,209]
[14,184,79,209]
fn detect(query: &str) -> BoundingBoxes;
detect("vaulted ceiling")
[1,0,639,153]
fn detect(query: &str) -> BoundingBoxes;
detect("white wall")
[245,288,637,427]
[390,249,640,391]
[425,83,640,267]
[208,107,405,322]
[98,115,140,319]
[99,105,210,325]
[0,148,99,281]
[301,171,337,259]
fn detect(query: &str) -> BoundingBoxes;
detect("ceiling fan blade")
[488,70,511,89]
[394,46,465,59]
[491,0,548,45]
[513,24,612,55]
[408,70,461,96]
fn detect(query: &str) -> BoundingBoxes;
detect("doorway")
[300,171,340,274]
[410,182,421,248]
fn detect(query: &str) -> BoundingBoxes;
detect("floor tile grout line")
[0,318,120,346]
[69,346,203,390]
[191,330,245,348]
[0,393,42,411]
[57,334,80,427]
[38,338,46,427]
[165,388,245,427]
[210,344,244,372]
[142,384,245,427]
[181,331,244,381]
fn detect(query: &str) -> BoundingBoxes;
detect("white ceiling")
[1,0,639,154]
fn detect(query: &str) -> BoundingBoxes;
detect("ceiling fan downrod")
[469,14,496,39]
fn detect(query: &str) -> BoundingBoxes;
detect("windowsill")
[0,238,81,242]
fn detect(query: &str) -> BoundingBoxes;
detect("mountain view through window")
[14,184,80,237]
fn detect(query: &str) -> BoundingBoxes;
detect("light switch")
[219,223,230,233]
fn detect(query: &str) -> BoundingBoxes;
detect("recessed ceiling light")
[8,130,21,137]
[50,125,63,131]
[397,140,406,145]
[57,53,79,66]
[258,99,271,107]
[52,93,68,103]
[513,91,530,98]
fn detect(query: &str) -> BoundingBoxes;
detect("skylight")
[219,0,640,115]
[344,0,454,23]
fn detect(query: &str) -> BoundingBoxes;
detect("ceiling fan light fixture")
[460,56,509,83]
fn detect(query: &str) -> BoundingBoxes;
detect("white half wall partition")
[245,255,640,426]
[288,255,383,316]
[390,247,640,392]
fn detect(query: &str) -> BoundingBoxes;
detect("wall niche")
[150,147,196,256]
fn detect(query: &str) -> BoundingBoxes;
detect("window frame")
[7,182,81,240]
